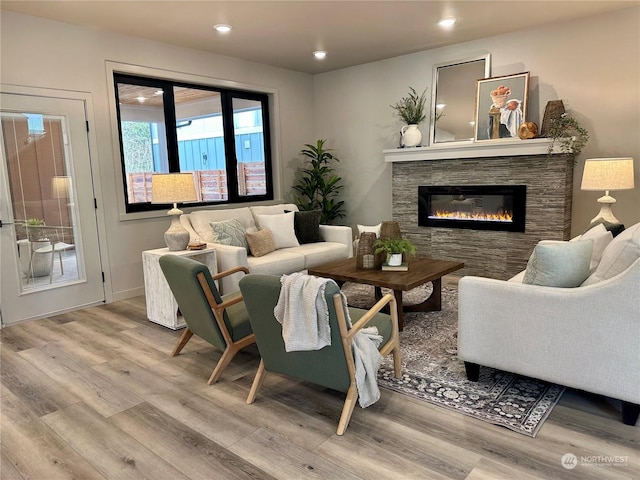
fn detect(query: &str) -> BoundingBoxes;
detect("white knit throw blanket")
[274,272,383,408]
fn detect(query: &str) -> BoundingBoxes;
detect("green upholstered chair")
[238,274,402,435]
[159,255,255,385]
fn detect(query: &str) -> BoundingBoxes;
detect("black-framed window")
[113,73,273,212]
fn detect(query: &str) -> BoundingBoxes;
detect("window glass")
[114,74,272,212]
[117,81,168,204]
[233,98,267,197]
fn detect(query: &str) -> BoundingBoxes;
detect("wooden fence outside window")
[126,162,266,204]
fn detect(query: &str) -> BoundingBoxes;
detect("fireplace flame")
[429,210,513,222]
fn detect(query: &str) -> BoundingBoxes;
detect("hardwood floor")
[1,295,638,479]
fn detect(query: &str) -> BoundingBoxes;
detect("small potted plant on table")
[374,237,416,268]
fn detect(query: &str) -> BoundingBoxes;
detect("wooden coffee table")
[308,256,464,331]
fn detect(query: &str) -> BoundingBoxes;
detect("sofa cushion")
[523,240,593,287]
[246,228,276,257]
[189,207,255,243]
[254,212,300,249]
[209,218,248,249]
[582,222,640,286]
[247,249,306,275]
[290,210,322,244]
[571,223,613,273]
[297,242,350,269]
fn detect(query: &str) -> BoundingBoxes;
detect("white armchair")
[458,223,640,426]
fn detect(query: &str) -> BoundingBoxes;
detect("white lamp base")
[589,194,620,225]
[164,207,189,251]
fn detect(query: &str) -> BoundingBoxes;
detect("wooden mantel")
[383,138,565,162]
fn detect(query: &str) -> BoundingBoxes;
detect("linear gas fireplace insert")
[418,185,526,232]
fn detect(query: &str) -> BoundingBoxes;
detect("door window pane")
[1,113,80,290]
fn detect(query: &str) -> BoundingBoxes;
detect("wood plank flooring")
[1,295,639,479]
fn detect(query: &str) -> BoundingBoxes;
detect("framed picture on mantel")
[474,72,530,142]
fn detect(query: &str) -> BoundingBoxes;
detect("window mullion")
[222,92,239,200]
[163,86,180,172]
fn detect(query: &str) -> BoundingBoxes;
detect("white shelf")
[383,138,568,163]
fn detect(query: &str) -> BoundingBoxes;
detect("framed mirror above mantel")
[430,54,491,145]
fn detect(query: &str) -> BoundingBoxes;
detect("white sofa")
[458,222,640,425]
[180,203,352,294]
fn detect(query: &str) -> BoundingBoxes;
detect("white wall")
[1,11,315,301]
[314,6,640,237]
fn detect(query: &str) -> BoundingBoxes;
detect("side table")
[142,247,217,329]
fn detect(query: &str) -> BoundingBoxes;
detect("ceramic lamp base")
[589,194,620,225]
[164,212,189,251]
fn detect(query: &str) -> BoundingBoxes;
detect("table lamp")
[581,157,635,225]
[151,173,198,250]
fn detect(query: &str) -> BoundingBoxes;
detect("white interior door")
[0,92,104,325]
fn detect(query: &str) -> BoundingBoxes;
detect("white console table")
[142,247,217,330]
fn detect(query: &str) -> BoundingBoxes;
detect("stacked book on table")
[381,262,408,271]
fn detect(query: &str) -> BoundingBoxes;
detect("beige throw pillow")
[246,228,277,257]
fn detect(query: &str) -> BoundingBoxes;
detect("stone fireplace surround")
[387,141,574,279]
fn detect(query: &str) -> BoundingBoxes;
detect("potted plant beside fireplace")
[374,237,416,267]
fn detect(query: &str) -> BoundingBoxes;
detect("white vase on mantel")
[400,124,422,147]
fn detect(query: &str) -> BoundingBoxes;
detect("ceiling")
[2,1,636,74]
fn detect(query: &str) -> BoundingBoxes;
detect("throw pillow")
[586,219,626,238]
[254,212,300,249]
[286,210,322,244]
[246,228,277,257]
[570,223,613,273]
[357,223,382,238]
[209,218,248,249]
[522,240,593,288]
[581,222,640,286]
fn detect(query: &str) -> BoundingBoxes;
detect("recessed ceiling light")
[313,50,327,60]
[438,17,457,28]
[136,96,146,103]
[214,24,232,33]
[154,90,163,96]
[436,103,446,110]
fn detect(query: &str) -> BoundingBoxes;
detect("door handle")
[0,220,14,228]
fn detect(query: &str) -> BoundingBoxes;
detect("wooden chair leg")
[337,384,358,436]
[392,341,402,378]
[207,334,256,385]
[247,359,267,404]
[208,345,239,385]
[171,328,193,356]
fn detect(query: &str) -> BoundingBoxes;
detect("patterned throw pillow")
[246,228,277,257]
[209,218,247,249]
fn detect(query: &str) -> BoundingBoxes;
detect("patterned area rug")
[342,282,565,437]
